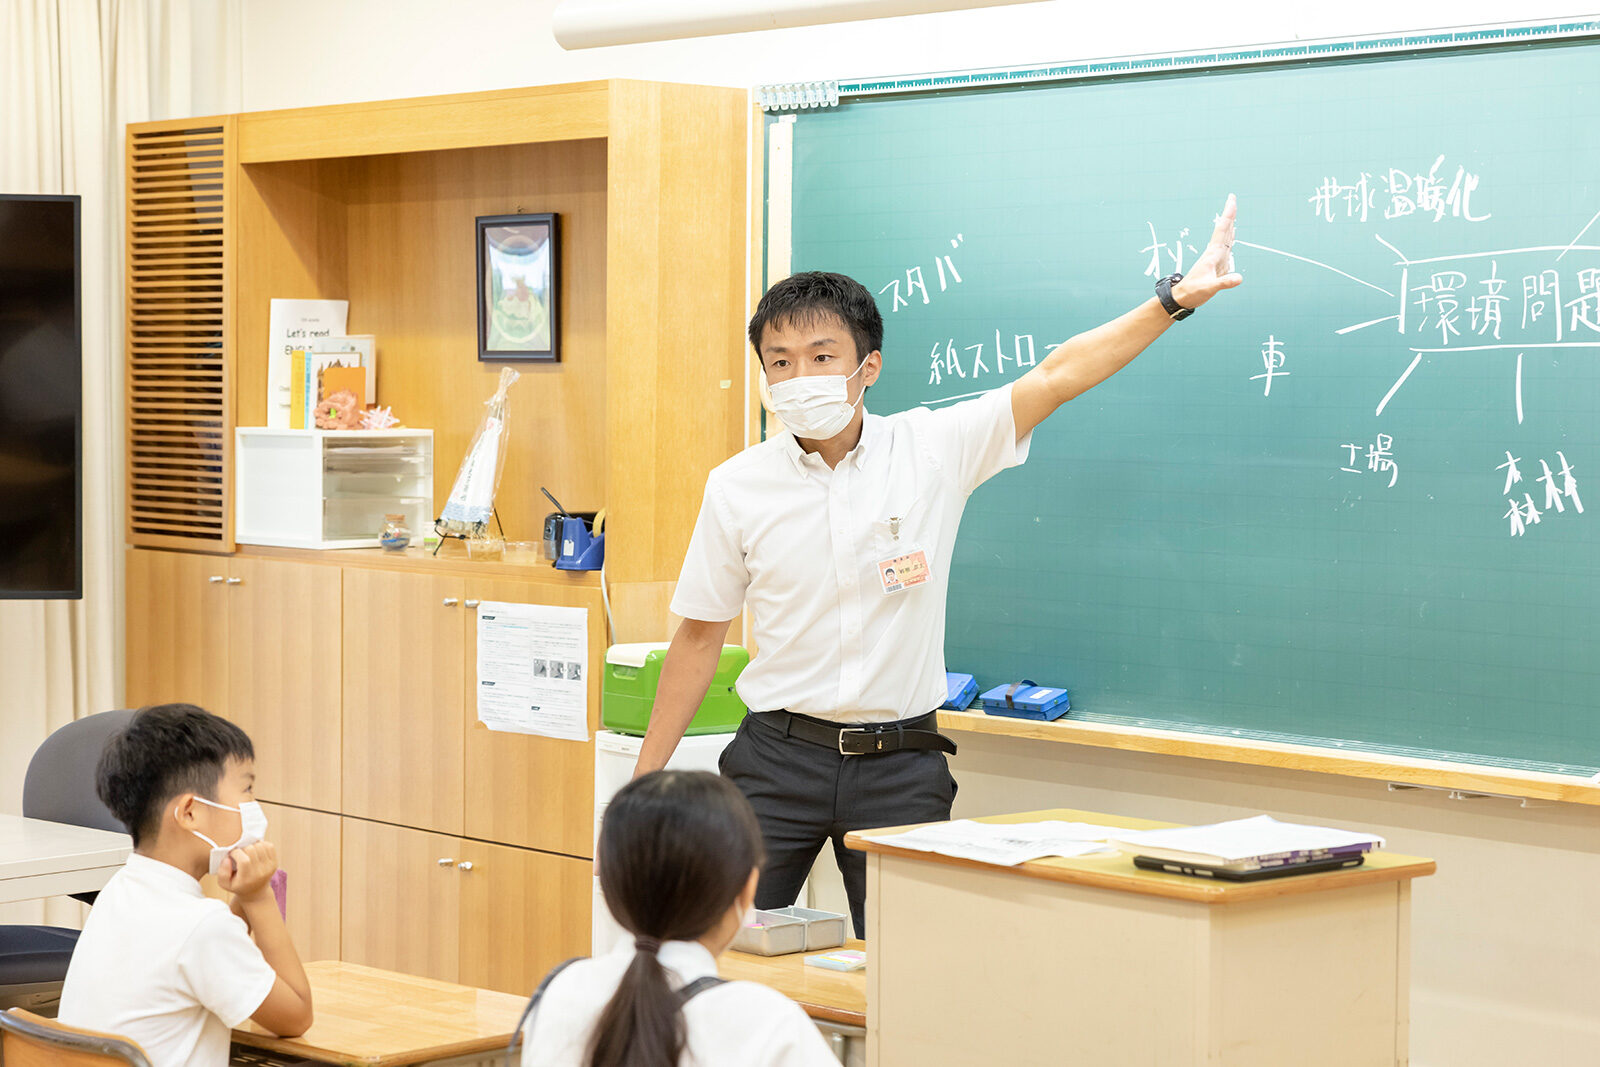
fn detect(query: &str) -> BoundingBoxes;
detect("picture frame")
[475,212,559,362]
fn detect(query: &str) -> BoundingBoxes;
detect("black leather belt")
[752,710,957,757]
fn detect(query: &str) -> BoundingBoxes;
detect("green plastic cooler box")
[602,642,749,736]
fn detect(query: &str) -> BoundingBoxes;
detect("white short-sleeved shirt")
[671,383,1032,723]
[522,940,837,1067]
[58,853,278,1067]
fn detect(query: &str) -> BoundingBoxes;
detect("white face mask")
[187,796,268,877]
[761,358,868,440]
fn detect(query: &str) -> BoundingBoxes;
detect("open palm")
[1176,194,1243,309]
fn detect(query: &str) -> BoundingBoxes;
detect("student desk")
[232,961,524,1067]
[0,814,131,904]
[846,809,1436,1067]
[723,940,867,1065]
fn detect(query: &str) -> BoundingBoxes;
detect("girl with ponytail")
[519,771,837,1066]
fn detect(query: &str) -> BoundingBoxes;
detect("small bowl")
[466,537,504,561]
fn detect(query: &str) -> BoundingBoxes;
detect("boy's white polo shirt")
[671,383,1031,723]
[58,852,277,1067]
[522,939,837,1066]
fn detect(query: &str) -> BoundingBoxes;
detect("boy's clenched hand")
[218,840,279,901]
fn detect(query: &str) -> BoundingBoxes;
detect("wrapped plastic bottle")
[436,367,520,539]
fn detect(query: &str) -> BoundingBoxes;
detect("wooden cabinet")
[341,818,588,994]
[229,557,343,811]
[462,579,604,859]
[125,548,231,713]
[341,568,467,835]
[341,817,462,983]
[458,839,591,996]
[124,78,747,994]
[261,802,342,963]
[127,83,747,588]
[125,550,341,812]
[128,547,601,986]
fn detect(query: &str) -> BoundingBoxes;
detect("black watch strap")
[1155,274,1194,321]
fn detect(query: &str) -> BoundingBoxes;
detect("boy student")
[635,197,1242,935]
[58,704,314,1067]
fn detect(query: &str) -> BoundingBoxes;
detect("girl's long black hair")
[585,770,764,1067]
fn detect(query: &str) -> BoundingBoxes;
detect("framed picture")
[476,212,559,362]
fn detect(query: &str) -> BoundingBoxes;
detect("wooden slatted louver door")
[125,118,234,550]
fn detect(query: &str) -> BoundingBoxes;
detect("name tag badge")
[877,543,931,595]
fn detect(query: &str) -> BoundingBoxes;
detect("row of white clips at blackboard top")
[941,673,1071,722]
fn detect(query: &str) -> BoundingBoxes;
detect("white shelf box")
[235,428,434,549]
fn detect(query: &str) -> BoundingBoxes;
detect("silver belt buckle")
[837,728,880,756]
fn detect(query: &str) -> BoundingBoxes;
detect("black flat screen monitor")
[0,194,82,600]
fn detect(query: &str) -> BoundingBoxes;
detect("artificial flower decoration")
[360,405,399,430]
[314,389,361,429]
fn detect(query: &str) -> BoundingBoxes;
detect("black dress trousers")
[719,711,957,939]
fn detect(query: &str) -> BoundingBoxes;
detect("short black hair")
[96,704,254,847]
[747,271,883,366]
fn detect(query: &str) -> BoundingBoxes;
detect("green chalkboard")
[780,37,1600,774]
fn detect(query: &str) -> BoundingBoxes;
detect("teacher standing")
[634,197,1243,937]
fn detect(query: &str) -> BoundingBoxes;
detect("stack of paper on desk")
[1108,815,1384,872]
[879,820,1116,866]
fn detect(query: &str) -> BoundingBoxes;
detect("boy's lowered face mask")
[185,796,268,877]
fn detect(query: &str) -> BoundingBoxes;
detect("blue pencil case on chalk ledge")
[980,680,1071,721]
[941,672,979,711]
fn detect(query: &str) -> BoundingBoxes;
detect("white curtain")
[0,0,202,927]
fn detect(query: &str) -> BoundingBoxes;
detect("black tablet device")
[1133,854,1366,881]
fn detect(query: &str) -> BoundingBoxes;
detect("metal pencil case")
[979,680,1071,721]
[767,906,848,951]
[731,910,807,956]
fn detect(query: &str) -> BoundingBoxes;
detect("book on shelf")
[307,334,375,400]
[287,337,376,429]
[267,299,349,428]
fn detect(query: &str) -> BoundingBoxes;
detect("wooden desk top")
[232,961,526,1067]
[845,808,1436,906]
[720,940,867,1028]
[0,814,131,904]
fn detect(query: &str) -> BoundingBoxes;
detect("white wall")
[216,4,1600,1064]
[230,1,1600,112]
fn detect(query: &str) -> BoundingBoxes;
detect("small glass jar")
[379,513,411,552]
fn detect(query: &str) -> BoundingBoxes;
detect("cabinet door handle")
[442,597,459,606]
[209,575,225,583]
[456,861,474,872]
[464,599,480,608]
[437,857,454,867]
[226,577,242,585]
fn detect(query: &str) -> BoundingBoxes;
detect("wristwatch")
[1155,273,1194,321]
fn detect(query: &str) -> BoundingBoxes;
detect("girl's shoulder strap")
[508,956,588,1065]
[676,975,727,1004]
[509,959,727,1064]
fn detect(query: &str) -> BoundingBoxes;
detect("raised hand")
[1174,194,1243,309]
[218,840,279,901]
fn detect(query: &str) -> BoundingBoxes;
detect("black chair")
[0,710,134,1013]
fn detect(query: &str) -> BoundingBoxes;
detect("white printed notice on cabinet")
[476,601,589,741]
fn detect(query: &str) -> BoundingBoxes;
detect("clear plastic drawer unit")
[235,428,433,549]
